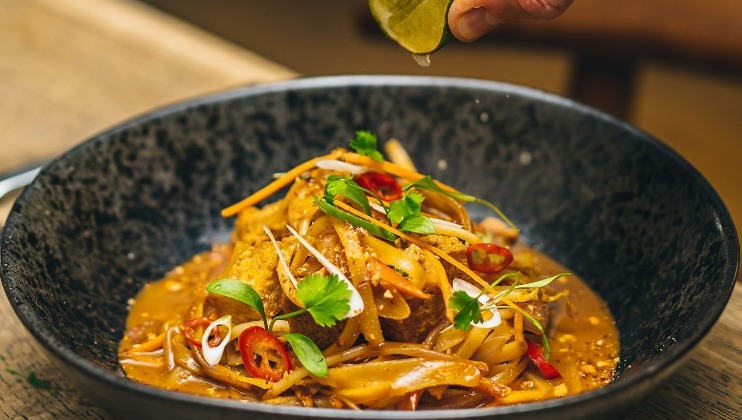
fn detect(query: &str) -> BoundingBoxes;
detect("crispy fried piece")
[419,235,469,280]
[210,241,282,323]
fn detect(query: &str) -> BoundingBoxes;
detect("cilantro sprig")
[404,176,518,231]
[271,274,351,329]
[387,191,435,235]
[448,272,570,359]
[320,177,436,238]
[206,274,354,378]
[349,131,384,162]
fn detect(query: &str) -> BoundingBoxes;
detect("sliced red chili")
[466,243,513,273]
[354,171,403,202]
[526,340,562,379]
[182,317,220,348]
[238,326,293,382]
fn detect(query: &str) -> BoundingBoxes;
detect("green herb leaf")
[404,176,518,231]
[282,333,328,378]
[387,191,424,223]
[386,191,434,234]
[515,273,570,290]
[450,273,521,331]
[397,214,435,234]
[296,274,352,327]
[315,197,397,241]
[449,290,480,331]
[349,131,384,162]
[325,175,372,215]
[206,279,267,329]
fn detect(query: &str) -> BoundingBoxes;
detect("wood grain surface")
[0,0,739,419]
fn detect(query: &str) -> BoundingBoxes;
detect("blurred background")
[142,0,742,232]
[0,1,739,417]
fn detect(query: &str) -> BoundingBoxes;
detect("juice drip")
[412,53,431,67]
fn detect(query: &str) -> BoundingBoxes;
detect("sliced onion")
[315,159,367,174]
[452,278,501,328]
[286,224,364,318]
[430,218,482,244]
[369,201,386,214]
[263,225,299,289]
[230,319,290,341]
[202,314,232,366]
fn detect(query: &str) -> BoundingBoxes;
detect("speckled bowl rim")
[2,75,739,419]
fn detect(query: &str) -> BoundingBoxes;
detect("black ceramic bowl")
[1,76,738,419]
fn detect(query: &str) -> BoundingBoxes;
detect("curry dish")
[119,134,619,410]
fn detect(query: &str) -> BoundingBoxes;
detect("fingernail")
[455,7,501,42]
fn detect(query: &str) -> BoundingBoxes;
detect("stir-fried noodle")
[120,134,619,409]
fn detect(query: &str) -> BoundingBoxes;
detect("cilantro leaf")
[283,333,328,378]
[387,191,424,223]
[296,274,352,327]
[349,131,384,162]
[315,197,397,241]
[387,191,434,234]
[324,175,372,215]
[207,279,267,329]
[404,176,518,231]
[449,290,480,331]
[397,214,435,234]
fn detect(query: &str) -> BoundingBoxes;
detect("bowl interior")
[2,76,738,416]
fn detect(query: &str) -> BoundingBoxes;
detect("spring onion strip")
[452,279,502,329]
[202,315,232,366]
[221,151,341,217]
[263,225,299,289]
[430,218,482,244]
[285,225,364,318]
[333,201,489,288]
[315,159,367,174]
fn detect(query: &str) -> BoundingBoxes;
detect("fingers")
[448,0,574,42]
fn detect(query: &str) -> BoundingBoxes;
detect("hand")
[448,0,574,42]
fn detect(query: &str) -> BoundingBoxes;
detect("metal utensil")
[0,164,45,202]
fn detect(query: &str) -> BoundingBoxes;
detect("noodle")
[118,141,620,410]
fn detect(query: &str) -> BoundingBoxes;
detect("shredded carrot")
[334,201,488,288]
[367,257,431,300]
[221,152,340,217]
[339,151,457,193]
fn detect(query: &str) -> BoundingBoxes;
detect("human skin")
[448,0,574,42]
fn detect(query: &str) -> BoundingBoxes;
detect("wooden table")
[0,0,739,418]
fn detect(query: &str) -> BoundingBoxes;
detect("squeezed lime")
[370,0,454,55]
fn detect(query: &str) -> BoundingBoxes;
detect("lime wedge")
[370,0,454,55]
